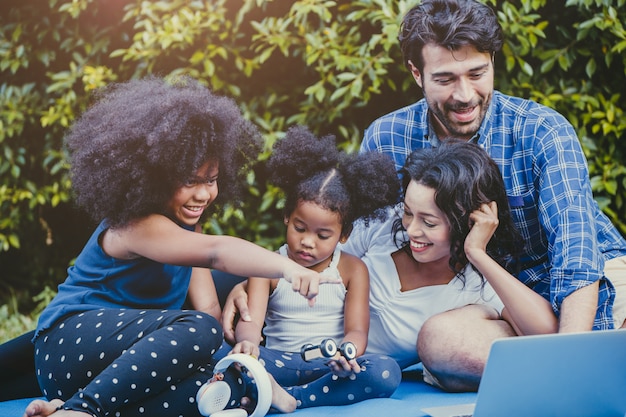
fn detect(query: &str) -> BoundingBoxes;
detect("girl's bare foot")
[23,399,91,417]
[23,399,64,417]
[268,372,296,413]
[240,371,296,414]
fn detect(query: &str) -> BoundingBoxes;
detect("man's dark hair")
[399,0,504,73]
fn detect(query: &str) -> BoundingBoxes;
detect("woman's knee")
[417,309,467,362]
[416,306,514,392]
[418,305,505,358]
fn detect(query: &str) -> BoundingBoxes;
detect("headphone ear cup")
[197,380,232,416]
[198,353,272,417]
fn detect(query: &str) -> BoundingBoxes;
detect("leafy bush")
[0,286,55,343]
[1,0,624,328]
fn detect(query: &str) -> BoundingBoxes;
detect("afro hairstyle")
[266,125,400,235]
[65,76,262,227]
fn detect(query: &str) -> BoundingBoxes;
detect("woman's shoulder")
[343,204,402,255]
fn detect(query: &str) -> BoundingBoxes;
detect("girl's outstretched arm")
[464,202,558,335]
[101,214,338,303]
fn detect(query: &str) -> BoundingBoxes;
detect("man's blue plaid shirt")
[361,90,626,330]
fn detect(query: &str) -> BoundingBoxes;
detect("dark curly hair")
[266,125,400,236]
[65,76,262,227]
[394,140,522,280]
[399,0,503,73]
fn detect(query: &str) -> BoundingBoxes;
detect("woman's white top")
[340,205,504,368]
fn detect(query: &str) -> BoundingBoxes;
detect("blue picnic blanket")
[0,368,476,417]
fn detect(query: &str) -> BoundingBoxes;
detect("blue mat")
[0,370,476,417]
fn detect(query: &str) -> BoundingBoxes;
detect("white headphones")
[196,353,272,417]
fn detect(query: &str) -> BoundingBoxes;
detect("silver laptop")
[422,329,626,417]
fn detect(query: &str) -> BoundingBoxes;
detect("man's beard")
[426,93,491,140]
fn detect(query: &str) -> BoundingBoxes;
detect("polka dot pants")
[34,309,223,417]
[257,347,402,409]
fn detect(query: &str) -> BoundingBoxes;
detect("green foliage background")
[1,0,625,341]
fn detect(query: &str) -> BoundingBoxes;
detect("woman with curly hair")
[223,125,402,412]
[23,77,330,417]
[344,140,557,391]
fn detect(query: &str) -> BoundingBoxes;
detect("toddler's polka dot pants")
[34,308,223,417]
[257,347,402,408]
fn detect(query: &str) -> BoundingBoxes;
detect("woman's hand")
[463,201,559,335]
[221,281,250,344]
[464,201,499,260]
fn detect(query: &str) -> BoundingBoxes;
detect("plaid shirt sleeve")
[484,93,625,329]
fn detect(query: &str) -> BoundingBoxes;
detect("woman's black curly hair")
[394,140,522,280]
[65,76,262,227]
[266,125,400,236]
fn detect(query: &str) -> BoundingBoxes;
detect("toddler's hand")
[327,356,361,378]
[230,340,260,359]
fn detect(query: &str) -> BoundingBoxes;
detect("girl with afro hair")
[24,78,333,417]
[227,125,403,412]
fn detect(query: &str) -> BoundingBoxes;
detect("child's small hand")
[465,201,499,257]
[326,356,361,378]
[230,340,260,359]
